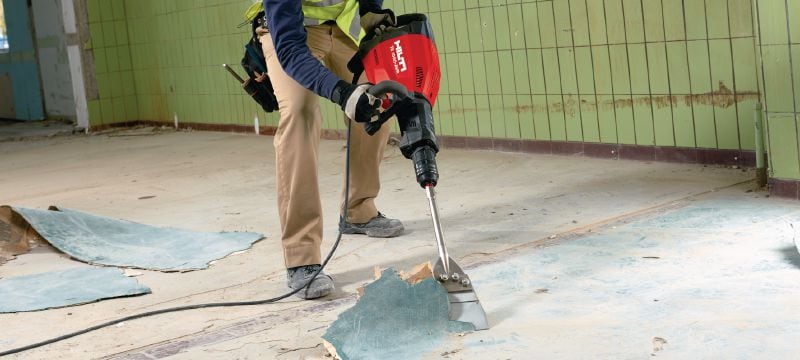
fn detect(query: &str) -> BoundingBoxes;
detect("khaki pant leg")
[260,27,332,268]
[327,27,391,224]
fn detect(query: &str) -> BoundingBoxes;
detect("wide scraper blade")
[433,257,489,330]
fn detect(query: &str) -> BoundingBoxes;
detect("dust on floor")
[3,129,791,359]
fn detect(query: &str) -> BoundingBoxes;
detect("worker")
[253,0,403,300]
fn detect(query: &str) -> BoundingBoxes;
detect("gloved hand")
[360,9,396,34]
[331,80,381,123]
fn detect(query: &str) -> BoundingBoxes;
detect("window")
[0,0,7,51]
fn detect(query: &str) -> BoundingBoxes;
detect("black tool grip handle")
[363,81,411,135]
[364,113,393,135]
[368,80,409,99]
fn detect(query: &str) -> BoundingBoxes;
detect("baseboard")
[436,136,757,168]
[91,120,760,169]
[769,178,800,200]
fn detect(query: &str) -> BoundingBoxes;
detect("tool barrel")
[412,146,439,187]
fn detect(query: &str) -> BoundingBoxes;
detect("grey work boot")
[287,264,334,300]
[340,212,404,238]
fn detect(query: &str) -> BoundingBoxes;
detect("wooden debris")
[323,341,341,360]
[357,262,433,298]
[398,262,433,285]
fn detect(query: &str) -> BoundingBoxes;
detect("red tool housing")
[358,15,441,106]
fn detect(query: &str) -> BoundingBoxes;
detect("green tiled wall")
[756,0,800,180]
[82,0,800,180]
[86,0,138,127]
[122,0,295,130]
[383,0,761,150]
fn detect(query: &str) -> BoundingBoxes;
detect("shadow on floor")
[0,119,75,141]
[779,245,800,269]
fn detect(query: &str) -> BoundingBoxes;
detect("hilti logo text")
[391,40,408,73]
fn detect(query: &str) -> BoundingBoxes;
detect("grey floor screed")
[2,129,794,359]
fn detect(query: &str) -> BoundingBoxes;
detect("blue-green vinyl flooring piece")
[11,206,264,271]
[323,268,474,360]
[0,267,150,313]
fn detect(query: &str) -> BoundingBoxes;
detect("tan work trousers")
[259,24,391,269]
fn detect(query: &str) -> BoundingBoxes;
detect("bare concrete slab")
[438,189,800,359]
[1,129,786,359]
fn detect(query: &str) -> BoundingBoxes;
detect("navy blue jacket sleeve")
[358,0,383,15]
[263,0,341,99]
[263,0,386,100]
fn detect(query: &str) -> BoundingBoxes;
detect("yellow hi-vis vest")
[245,1,364,44]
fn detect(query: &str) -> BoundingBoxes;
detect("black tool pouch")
[241,11,279,113]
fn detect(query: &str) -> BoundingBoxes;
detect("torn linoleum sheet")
[323,268,474,360]
[3,206,264,271]
[0,267,151,313]
[0,206,44,266]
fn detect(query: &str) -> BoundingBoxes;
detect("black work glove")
[331,80,381,123]
[360,9,396,34]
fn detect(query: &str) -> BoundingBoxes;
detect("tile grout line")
[702,0,720,149]
[506,3,524,140]
[726,0,743,151]
[566,0,586,143]
[536,1,554,141]
[681,0,699,148]
[515,2,537,140]
[551,1,570,142]
[602,0,620,145]
[621,0,638,145]
[783,0,800,176]
[753,0,771,175]
[463,7,482,139]
[584,0,602,143]
[661,0,678,147]
[484,6,499,139]
[640,0,657,147]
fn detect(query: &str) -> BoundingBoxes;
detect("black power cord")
[0,121,356,357]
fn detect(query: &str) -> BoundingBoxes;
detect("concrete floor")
[1,127,798,359]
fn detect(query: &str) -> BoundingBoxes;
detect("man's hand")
[361,9,396,34]
[332,81,381,123]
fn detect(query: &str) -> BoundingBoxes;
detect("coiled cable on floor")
[0,121,355,357]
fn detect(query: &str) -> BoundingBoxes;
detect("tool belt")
[240,11,278,113]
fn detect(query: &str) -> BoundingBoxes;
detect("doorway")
[0,0,45,121]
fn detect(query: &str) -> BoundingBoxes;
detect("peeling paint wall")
[32,0,77,120]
